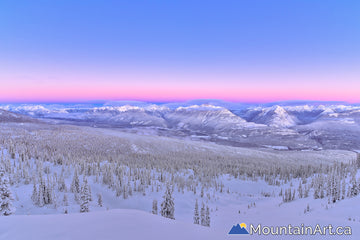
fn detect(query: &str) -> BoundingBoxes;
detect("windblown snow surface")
[1,191,360,240]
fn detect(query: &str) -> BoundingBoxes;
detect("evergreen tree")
[128,181,133,196]
[88,185,92,201]
[0,167,15,215]
[193,199,199,224]
[313,181,320,199]
[205,205,210,227]
[45,176,54,205]
[350,175,358,197]
[58,173,66,192]
[298,182,303,198]
[160,185,175,220]
[97,193,103,207]
[152,199,158,215]
[341,179,346,200]
[292,189,295,201]
[71,169,80,194]
[80,177,90,213]
[63,193,69,206]
[122,185,128,199]
[38,181,45,207]
[320,185,325,199]
[200,202,206,226]
[31,181,38,205]
[303,184,309,198]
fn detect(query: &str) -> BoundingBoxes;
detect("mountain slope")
[245,105,298,128]
[164,104,257,132]
[0,109,38,123]
[0,209,223,240]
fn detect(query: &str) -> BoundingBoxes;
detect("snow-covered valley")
[0,106,360,239]
[2,101,360,150]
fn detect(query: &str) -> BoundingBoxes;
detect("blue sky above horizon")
[1,1,359,103]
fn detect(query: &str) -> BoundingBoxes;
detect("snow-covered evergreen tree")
[58,173,66,192]
[128,181,133,196]
[160,185,175,220]
[0,167,15,215]
[349,174,358,197]
[205,205,210,227]
[152,199,158,215]
[63,193,69,206]
[97,193,103,207]
[341,179,346,200]
[71,169,80,194]
[298,182,303,198]
[31,181,38,205]
[80,177,90,213]
[38,179,45,207]
[303,184,309,198]
[200,202,205,226]
[193,199,199,224]
[88,185,92,201]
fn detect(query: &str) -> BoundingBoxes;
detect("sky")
[0,0,359,103]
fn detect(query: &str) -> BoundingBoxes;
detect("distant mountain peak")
[175,104,223,111]
[249,105,298,128]
[0,109,38,123]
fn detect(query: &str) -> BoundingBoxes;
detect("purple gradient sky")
[1,1,359,103]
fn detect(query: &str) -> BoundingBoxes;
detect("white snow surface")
[0,209,223,240]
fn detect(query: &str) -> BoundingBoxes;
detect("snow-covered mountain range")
[2,101,359,127]
[1,101,360,150]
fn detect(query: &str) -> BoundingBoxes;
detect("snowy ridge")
[2,102,360,130]
[92,105,144,113]
[175,104,223,111]
[245,105,298,128]
[0,109,38,123]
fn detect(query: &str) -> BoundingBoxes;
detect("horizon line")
[0,99,357,105]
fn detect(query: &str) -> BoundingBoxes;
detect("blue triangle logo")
[229,223,249,234]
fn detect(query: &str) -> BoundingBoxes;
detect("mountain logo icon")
[228,223,249,234]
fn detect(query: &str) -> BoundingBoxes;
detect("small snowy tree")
[63,193,69,206]
[160,185,175,220]
[349,175,358,198]
[31,181,38,205]
[298,182,303,198]
[152,199,158,215]
[205,205,210,227]
[88,185,92,202]
[341,179,346,200]
[58,173,66,192]
[38,181,45,207]
[193,199,199,224]
[97,193,103,207]
[0,167,15,215]
[200,202,205,226]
